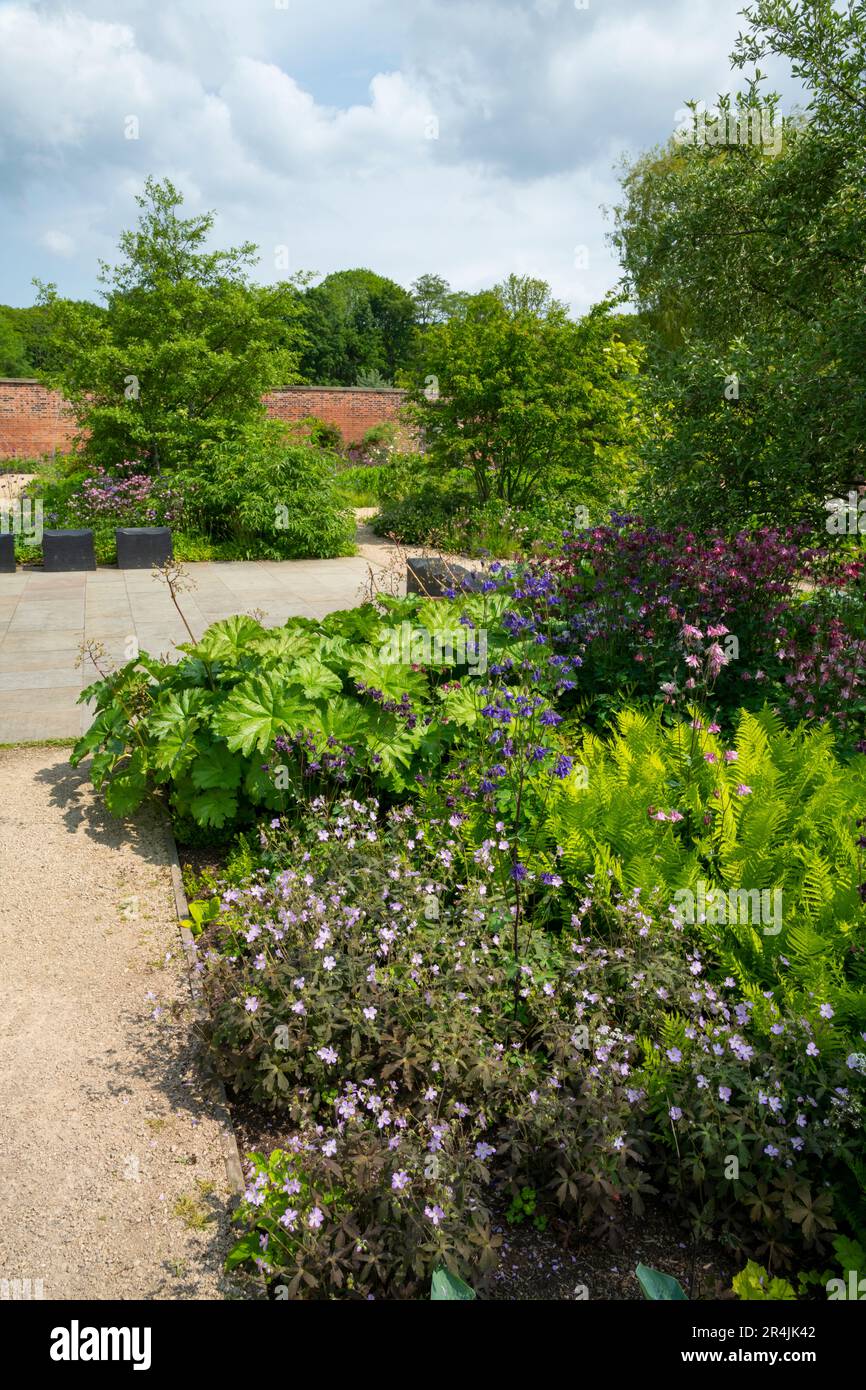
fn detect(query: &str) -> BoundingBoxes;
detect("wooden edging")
[163,821,246,1200]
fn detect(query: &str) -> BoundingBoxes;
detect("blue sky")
[0,0,802,310]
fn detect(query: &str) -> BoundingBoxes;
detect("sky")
[0,0,803,311]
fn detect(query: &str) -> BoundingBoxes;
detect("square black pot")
[116,527,173,570]
[406,556,475,598]
[0,532,14,573]
[43,529,96,572]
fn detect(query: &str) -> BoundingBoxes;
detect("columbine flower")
[735,784,752,796]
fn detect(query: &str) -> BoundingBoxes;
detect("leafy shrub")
[196,797,864,1294]
[71,587,516,832]
[178,421,355,560]
[541,517,864,730]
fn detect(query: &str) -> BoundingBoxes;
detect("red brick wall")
[0,380,409,458]
[0,380,78,459]
[264,385,409,445]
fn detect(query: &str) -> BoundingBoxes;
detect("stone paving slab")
[0,553,389,743]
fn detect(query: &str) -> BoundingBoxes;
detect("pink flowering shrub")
[522,517,865,739]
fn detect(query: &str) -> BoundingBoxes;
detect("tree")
[298,269,415,385]
[410,273,465,329]
[404,276,643,509]
[0,311,30,376]
[612,0,866,530]
[38,177,306,471]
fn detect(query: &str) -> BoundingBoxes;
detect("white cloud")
[39,230,76,257]
[0,0,805,309]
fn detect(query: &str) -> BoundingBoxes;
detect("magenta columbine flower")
[724,749,738,762]
[735,784,752,796]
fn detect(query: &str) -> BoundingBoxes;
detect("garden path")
[0,745,241,1300]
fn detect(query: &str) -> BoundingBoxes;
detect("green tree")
[612,0,866,530]
[299,269,415,385]
[38,177,305,471]
[410,273,466,329]
[404,276,643,508]
[0,311,30,376]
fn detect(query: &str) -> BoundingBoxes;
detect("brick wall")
[0,380,409,459]
[264,385,409,445]
[0,380,78,459]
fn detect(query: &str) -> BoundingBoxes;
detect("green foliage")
[541,706,866,1035]
[732,1260,796,1301]
[70,588,514,832]
[635,1263,688,1300]
[299,269,415,386]
[0,310,31,376]
[506,1186,547,1231]
[402,279,644,510]
[37,177,305,472]
[177,420,355,559]
[613,3,866,530]
[431,1267,476,1300]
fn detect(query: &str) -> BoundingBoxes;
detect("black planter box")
[43,529,96,572]
[406,556,476,598]
[0,532,14,573]
[116,527,173,569]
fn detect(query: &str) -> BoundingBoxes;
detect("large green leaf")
[347,648,428,704]
[190,740,243,791]
[286,655,344,701]
[213,672,308,756]
[431,1266,476,1300]
[635,1263,688,1300]
[147,689,209,773]
[185,614,267,664]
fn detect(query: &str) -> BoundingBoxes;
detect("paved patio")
[0,548,393,743]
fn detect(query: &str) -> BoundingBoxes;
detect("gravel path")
[0,747,243,1301]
